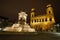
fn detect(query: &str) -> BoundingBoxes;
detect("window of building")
[35,19,36,22]
[49,11,51,14]
[32,15,33,17]
[32,20,33,23]
[45,18,47,22]
[50,17,52,21]
[42,19,44,22]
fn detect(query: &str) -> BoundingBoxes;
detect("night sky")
[0,0,60,23]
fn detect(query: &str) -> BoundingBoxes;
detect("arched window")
[50,17,52,21]
[42,19,44,22]
[32,15,34,17]
[49,11,51,14]
[35,19,36,22]
[45,18,47,22]
[32,20,33,23]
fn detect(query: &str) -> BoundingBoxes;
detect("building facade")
[30,4,55,31]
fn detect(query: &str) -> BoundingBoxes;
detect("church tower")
[30,8,35,27]
[46,4,54,14]
[31,8,35,18]
[46,4,55,24]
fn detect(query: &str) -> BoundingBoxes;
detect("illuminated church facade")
[30,4,55,31]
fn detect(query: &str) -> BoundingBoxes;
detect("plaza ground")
[0,32,60,40]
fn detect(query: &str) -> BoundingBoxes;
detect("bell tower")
[31,8,35,18]
[46,4,54,14]
[46,4,55,23]
[30,8,35,27]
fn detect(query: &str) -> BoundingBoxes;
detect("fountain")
[3,11,35,32]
